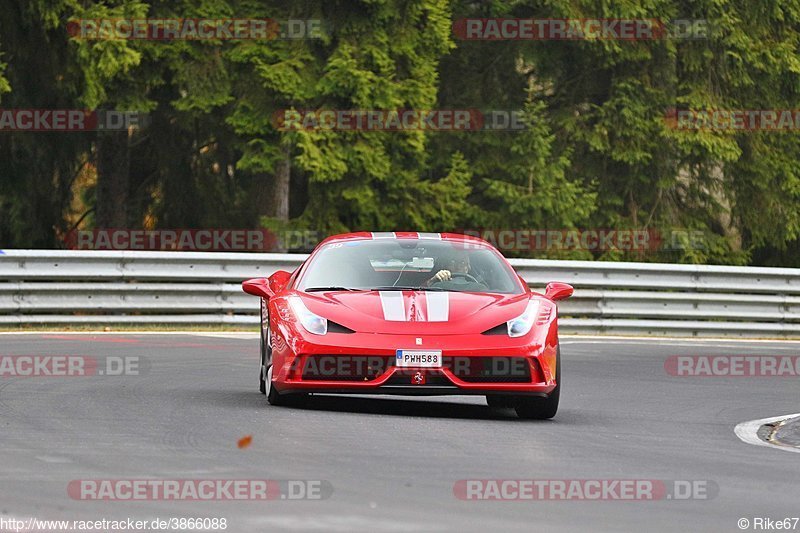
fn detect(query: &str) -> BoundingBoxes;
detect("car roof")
[318,232,494,248]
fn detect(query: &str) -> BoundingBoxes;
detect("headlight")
[507,300,540,338]
[288,296,327,335]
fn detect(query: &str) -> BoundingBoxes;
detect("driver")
[426,251,472,286]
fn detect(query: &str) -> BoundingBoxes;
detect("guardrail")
[1,250,799,336]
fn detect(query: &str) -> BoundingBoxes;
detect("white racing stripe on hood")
[371,232,396,239]
[379,291,407,321]
[426,291,449,321]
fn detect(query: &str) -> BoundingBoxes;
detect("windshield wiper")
[369,286,451,292]
[304,286,360,292]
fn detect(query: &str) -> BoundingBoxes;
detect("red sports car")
[242,232,573,419]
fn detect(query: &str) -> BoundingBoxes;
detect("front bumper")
[282,386,550,397]
[271,331,558,396]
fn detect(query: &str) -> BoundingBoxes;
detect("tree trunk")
[254,145,291,252]
[269,144,291,221]
[95,130,130,228]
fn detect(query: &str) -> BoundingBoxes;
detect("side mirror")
[242,277,272,298]
[545,282,573,301]
[268,270,292,294]
[242,270,293,299]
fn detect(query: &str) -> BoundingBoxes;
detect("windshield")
[296,239,524,294]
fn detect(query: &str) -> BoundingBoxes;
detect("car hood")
[296,290,534,335]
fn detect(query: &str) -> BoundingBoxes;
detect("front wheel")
[259,299,269,394]
[514,346,561,420]
[266,365,309,407]
[258,327,267,394]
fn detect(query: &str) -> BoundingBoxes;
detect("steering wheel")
[450,272,481,284]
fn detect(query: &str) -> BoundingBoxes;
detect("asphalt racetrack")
[1,334,799,533]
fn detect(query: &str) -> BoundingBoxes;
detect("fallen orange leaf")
[237,435,253,449]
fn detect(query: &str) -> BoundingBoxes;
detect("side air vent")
[327,321,356,334]
[481,323,507,335]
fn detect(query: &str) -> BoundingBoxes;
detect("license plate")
[395,349,442,368]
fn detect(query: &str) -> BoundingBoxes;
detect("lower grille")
[384,373,451,386]
[300,355,395,381]
[298,354,535,384]
[450,356,533,383]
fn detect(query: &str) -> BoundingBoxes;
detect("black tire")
[265,363,309,407]
[266,364,281,404]
[486,395,515,408]
[259,299,268,395]
[514,346,561,420]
